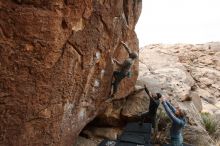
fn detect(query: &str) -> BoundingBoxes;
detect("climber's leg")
[111,71,123,96]
[112,79,120,96]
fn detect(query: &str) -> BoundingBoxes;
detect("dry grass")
[152,108,171,144]
[201,112,220,144]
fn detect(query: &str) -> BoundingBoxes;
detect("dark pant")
[112,71,127,94]
[141,112,156,128]
[171,136,183,146]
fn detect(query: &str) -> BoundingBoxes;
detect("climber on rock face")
[139,85,161,129]
[110,41,138,98]
[162,97,186,146]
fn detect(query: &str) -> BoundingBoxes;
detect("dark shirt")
[121,58,134,74]
[141,94,160,128]
[148,97,160,117]
[142,88,160,117]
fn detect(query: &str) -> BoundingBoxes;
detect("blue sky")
[135,0,220,47]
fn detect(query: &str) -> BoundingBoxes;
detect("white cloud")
[135,0,220,47]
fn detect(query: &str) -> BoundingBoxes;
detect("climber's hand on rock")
[112,58,116,63]
[144,84,152,97]
[162,96,167,102]
[120,41,127,46]
[144,84,147,89]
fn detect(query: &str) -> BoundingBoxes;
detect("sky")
[135,0,220,47]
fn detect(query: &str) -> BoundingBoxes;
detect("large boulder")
[0,1,142,146]
[94,88,149,126]
[94,100,126,127]
[84,43,219,145]
[137,44,218,146]
[121,89,149,118]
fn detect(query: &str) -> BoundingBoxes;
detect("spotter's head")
[175,107,186,118]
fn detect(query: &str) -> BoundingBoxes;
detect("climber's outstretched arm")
[113,58,123,67]
[121,41,131,54]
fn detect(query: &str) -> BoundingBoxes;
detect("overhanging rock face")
[0,0,142,145]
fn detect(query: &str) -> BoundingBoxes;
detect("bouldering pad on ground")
[99,122,152,146]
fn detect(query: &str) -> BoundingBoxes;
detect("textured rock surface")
[139,43,220,115]
[82,127,122,140]
[76,137,99,146]
[0,1,141,146]
[138,43,220,146]
[79,43,219,145]
[121,89,149,118]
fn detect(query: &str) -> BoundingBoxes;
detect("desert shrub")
[201,113,218,135]
[157,108,170,131]
[151,108,171,144]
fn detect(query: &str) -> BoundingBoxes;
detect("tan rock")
[191,93,203,112]
[95,100,126,126]
[184,125,215,146]
[121,89,149,118]
[201,100,220,115]
[137,44,218,146]
[199,77,214,86]
[76,137,99,146]
[182,91,203,112]
[82,127,122,140]
[208,42,220,52]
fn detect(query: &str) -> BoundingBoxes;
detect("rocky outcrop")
[0,1,142,146]
[139,43,220,115]
[89,43,219,146]
[138,43,220,146]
